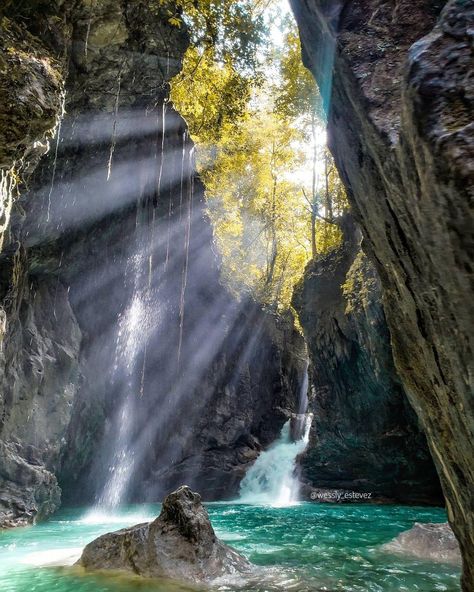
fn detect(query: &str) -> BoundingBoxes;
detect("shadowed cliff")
[290,0,473,587]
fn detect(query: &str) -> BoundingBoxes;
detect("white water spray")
[96,398,135,508]
[239,361,312,506]
[239,416,312,506]
[94,252,151,509]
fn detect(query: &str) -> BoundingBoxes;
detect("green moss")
[342,250,378,315]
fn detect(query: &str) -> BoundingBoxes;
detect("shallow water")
[0,503,461,592]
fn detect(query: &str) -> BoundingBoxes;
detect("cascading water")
[293,359,309,439]
[94,133,164,510]
[91,102,192,511]
[96,285,149,508]
[239,363,312,505]
[239,416,312,506]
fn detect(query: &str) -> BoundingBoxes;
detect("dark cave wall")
[128,306,306,502]
[293,215,442,505]
[290,0,473,587]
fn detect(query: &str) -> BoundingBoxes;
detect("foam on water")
[21,548,83,567]
[80,507,153,526]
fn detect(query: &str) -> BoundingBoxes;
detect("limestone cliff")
[293,215,442,504]
[290,0,473,587]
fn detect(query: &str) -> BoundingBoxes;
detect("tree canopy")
[170,1,348,310]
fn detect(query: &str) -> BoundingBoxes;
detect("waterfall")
[92,103,182,511]
[293,359,309,439]
[239,361,312,506]
[239,416,312,506]
[97,398,135,508]
[95,201,157,510]
[96,288,148,509]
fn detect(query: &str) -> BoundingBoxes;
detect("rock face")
[290,0,473,587]
[131,307,306,502]
[78,485,251,583]
[0,3,67,251]
[382,522,462,565]
[293,215,442,504]
[0,1,77,529]
[0,268,81,526]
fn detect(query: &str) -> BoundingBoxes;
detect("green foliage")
[166,0,265,70]
[274,29,322,124]
[171,3,349,310]
[171,48,253,145]
[203,102,311,308]
[342,251,379,315]
[169,0,265,144]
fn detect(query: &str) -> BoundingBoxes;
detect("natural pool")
[0,503,461,592]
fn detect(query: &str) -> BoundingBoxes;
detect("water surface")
[0,503,461,591]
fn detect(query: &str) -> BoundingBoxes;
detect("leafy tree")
[275,28,348,258]
[168,0,265,144]
[170,4,348,310]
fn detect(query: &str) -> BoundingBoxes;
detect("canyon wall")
[290,0,473,587]
[294,214,442,504]
[0,0,76,528]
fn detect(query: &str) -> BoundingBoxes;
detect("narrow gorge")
[0,1,471,592]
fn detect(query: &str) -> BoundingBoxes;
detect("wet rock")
[293,215,442,504]
[0,16,65,171]
[0,2,75,528]
[382,522,462,565]
[0,12,66,252]
[0,441,61,528]
[0,276,81,527]
[77,486,251,583]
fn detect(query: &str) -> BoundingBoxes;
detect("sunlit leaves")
[202,105,312,309]
[160,0,265,70]
[274,29,323,126]
[171,47,252,145]
[170,1,349,311]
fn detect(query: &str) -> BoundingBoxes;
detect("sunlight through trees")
[169,0,348,309]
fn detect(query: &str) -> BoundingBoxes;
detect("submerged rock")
[77,486,251,583]
[381,522,462,565]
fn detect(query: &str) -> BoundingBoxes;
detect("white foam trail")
[80,508,152,525]
[21,548,83,567]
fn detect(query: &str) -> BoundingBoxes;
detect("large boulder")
[382,522,462,565]
[77,486,251,583]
